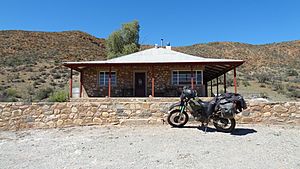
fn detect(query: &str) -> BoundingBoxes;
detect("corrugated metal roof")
[63,47,244,65]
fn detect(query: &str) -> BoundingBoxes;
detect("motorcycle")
[167,87,247,132]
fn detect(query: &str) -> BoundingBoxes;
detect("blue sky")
[0,0,299,46]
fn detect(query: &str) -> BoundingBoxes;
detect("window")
[99,72,116,86]
[172,70,202,85]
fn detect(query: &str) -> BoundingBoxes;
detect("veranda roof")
[63,47,244,82]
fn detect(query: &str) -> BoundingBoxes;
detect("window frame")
[98,71,117,86]
[171,70,203,86]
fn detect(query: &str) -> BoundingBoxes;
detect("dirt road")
[0,124,299,169]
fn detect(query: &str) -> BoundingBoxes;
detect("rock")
[93,117,102,124]
[142,103,150,109]
[84,117,93,123]
[83,103,91,107]
[12,109,22,116]
[0,122,7,127]
[102,112,109,117]
[263,112,271,117]
[136,110,142,114]
[71,107,78,113]
[42,105,50,110]
[78,112,86,118]
[60,114,68,119]
[57,119,64,127]
[100,105,108,109]
[44,110,53,115]
[45,115,58,122]
[25,116,35,122]
[73,119,83,125]
[91,107,98,113]
[150,104,159,110]
[69,113,76,119]
[129,104,135,109]
[288,106,297,113]
[242,111,250,116]
[19,105,29,110]
[283,102,291,108]
[273,105,288,113]
[61,108,70,114]
[252,106,261,112]
[116,104,124,109]
[241,117,253,123]
[64,119,73,125]
[54,109,61,114]
[249,98,269,106]
[280,113,289,117]
[262,105,271,112]
[55,103,66,109]
[124,110,131,115]
[35,122,46,128]
[46,121,56,128]
[86,111,94,117]
[2,111,11,117]
[135,104,142,109]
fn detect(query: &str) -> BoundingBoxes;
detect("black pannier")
[218,98,236,118]
[216,93,247,118]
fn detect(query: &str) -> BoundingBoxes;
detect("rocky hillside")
[175,42,300,99]
[175,41,300,72]
[0,30,299,101]
[0,30,106,101]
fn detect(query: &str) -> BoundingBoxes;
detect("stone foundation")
[0,98,300,131]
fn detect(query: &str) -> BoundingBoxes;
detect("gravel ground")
[0,123,300,169]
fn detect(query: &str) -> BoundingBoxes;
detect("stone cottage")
[63,46,244,97]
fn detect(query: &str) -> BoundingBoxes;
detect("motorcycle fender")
[169,102,183,111]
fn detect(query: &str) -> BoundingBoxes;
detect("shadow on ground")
[175,125,257,136]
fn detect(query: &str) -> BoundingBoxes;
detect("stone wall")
[0,98,300,131]
[81,64,205,97]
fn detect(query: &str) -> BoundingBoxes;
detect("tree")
[106,20,140,59]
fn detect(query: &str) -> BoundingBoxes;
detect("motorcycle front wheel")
[167,109,189,127]
[213,117,236,133]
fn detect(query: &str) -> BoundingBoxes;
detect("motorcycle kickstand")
[200,122,208,133]
[204,123,208,133]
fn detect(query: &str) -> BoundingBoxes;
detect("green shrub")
[272,82,284,91]
[242,80,250,87]
[260,92,268,99]
[6,88,18,97]
[288,90,300,98]
[256,72,270,83]
[259,84,266,88]
[49,90,68,102]
[286,69,298,76]
[52,74,61,79]
[35,87,53,100]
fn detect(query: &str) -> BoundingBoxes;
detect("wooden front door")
[135,72,146,97]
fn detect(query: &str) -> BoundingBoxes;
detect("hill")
[175,41,300,72]
[175,41,300,100]
[0,30,299,101]
[0,30,106,101]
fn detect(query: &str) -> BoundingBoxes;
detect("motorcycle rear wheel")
[167,109,189,127]
[213,118,236,133]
